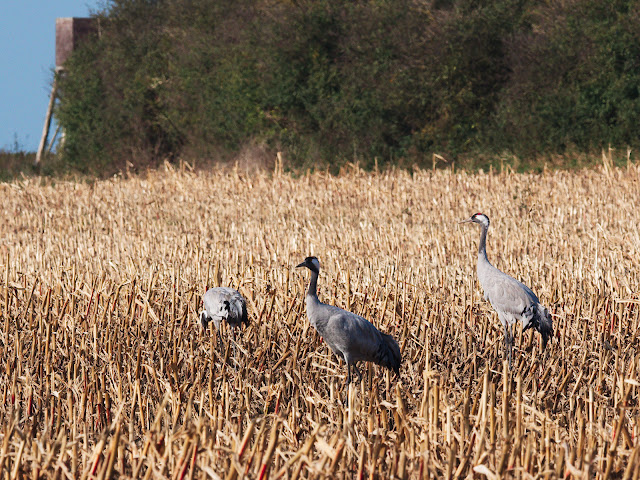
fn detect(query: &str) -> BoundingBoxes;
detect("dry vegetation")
[1,160,640,479]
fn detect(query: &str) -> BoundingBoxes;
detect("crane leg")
[230,328,241,368]
[216,329,224,353]
[504,325,513,369]
[346,363,352,387]
[353,363,363,383]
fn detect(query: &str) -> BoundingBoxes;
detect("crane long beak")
[296,261,306,268]
[458,218,473,224]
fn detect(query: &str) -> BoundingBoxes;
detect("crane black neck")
[307,269,319,298]
[478,222,489,260]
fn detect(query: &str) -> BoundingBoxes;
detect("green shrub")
[491,0,640,156]
[55,0,640,173]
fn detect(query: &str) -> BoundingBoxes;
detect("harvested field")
[1,161,640,479]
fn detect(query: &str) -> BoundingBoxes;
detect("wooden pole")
[46,122,62,155]
[35,68,62,167]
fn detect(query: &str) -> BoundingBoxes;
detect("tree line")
[56,0,640,173]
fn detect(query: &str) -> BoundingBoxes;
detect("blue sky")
[0,1,102,152]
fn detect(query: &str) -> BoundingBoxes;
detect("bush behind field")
[55,0,640,173]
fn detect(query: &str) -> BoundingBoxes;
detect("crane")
[460,213,553,367]
[200,287,249,349]
[296,256,401,387]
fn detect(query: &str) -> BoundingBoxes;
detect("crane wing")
[203,288,226,313]
[480,269,539,317]
[317,306,383,362]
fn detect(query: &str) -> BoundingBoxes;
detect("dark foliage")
[54,0,640,173]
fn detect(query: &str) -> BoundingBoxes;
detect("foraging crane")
[296,256,401,386]
[199,287,249,343]
[460,213,553,367]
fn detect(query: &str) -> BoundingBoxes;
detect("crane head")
[459,213,490,228]
[296,256,320,273]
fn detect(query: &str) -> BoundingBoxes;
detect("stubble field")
[1,160,640,479]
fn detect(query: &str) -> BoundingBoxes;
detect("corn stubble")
[1,162,640,478]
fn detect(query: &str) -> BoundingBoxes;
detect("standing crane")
[296,256,401,387]
[200,287,249,349]
[460,213,553,367]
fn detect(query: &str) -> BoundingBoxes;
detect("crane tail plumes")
[536,305,553,349]
[524,304,553,349]
[236,301,249,328]
[375,333,401,375]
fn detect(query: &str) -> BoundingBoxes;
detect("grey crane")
[296,256,401,387]
[460,213,553,367]
[199,287,249,344]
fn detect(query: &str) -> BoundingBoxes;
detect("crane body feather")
[201,287,248,331]
[478,256,539,325]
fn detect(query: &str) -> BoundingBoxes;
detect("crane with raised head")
[296,256,401,387]
[460,213,553,367]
